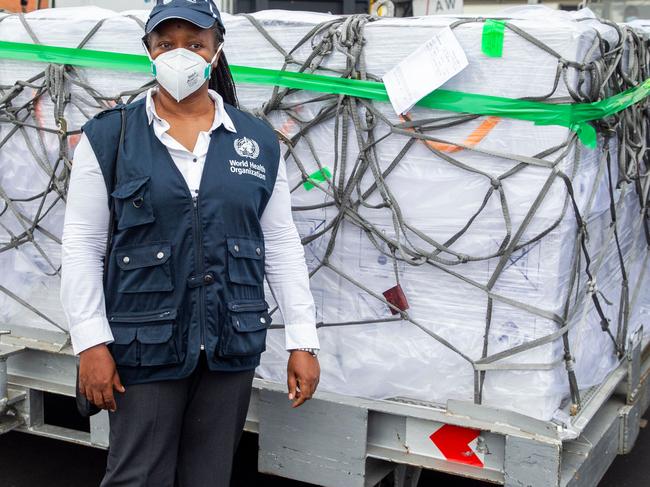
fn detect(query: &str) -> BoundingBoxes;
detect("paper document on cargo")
[382,26,469,115]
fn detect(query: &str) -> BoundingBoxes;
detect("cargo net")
[0,12,649,413]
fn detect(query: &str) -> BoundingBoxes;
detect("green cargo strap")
[1,40,649,149]
[482,19,506,58]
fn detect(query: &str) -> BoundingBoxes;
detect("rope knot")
[587,279,598,294]
[490,179,501,190]
[56,117,67,136]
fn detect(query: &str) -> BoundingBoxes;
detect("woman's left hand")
[287,351,320,408]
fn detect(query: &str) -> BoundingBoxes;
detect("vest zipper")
[192,195,206,352]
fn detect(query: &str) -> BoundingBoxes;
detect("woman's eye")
[190,43,202,49]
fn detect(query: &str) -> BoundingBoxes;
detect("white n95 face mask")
[145,44,223,102]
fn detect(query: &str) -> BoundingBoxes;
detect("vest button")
[260,317,266,324]
[203,273,214,284]
[156,251,165,259]
[233,244,240,252]
[122,256,130,264]
[256,247,262,256]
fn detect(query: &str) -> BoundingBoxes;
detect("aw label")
[412,0,463,15]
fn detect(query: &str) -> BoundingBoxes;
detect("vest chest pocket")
[115,241,174,293]
[226,236,265,286]
[217,299,272,358]
[111,176,155,230]
[108,308,183,367]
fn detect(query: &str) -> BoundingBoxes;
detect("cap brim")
[145,8,216,34]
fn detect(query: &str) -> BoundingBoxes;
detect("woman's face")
[148,18,220,66]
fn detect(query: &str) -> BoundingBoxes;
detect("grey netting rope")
[243,13,649,409]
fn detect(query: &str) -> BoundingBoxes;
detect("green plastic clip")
[303,167,332,191]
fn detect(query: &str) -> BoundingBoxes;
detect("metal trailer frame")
[1,326,649,487]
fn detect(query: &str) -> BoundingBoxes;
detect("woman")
[60,1,320,485]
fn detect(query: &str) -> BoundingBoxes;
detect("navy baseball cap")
[145,0,225,34]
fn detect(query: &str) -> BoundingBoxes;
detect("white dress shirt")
[60,87,320,355]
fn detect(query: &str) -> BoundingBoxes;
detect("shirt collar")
[145,87,237,134]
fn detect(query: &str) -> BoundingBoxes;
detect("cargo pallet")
[1,327,649,487]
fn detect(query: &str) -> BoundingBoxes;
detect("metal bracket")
[626,327,643,404]
[1,333,18,411]
[0,331,27,422]
[618,402,641,454]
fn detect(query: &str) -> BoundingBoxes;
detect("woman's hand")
[79,344,125,412]
[287,351,320,408]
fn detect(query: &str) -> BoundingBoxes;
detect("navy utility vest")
[81,97,279,385]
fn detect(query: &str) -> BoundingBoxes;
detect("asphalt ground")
[0,394,647,487]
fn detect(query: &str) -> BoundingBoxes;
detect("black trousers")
[100,352,255,487]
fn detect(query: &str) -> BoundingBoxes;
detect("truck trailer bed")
[1,327,648,487]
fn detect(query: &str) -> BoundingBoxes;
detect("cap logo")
[154,0,220,19]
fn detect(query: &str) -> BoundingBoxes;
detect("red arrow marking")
[430,424,484,468]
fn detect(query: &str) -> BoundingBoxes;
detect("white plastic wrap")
[1,6,648,421]
[0,7,152,341]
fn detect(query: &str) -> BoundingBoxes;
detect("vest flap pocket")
[136,324,173,344]
[111,175,150,199]
[116,242,171,270]
[218,300,272,358]
[226,236,264,259]
[111,326,137,344]
[230,310,272,333]
[228,300,271,333]
[108,308,182,367]
[228,299,271,333]
[111,176,155,231]
[109,326,138,366]
[226,237,265,286]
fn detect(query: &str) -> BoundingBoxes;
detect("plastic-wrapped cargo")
[0,6,648,421]
[0,7,152,345]
[227,7,650,420]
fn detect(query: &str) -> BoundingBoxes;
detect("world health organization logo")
[234,137,260,159]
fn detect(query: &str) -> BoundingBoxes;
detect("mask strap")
[206,44,224,79]
[141,39,156,76]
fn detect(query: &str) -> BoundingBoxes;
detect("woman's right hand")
[79,344,125,412]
